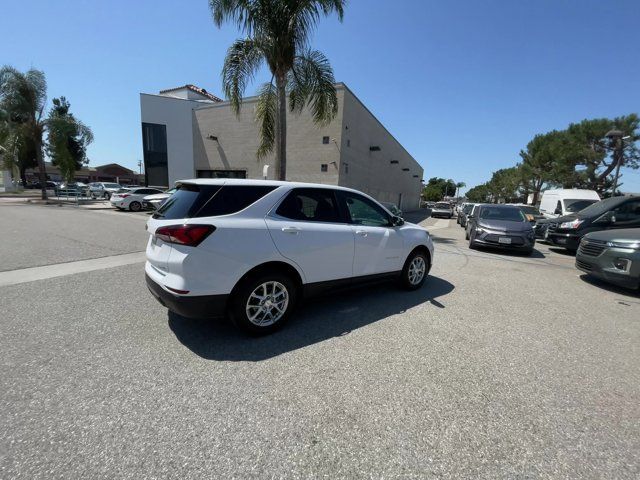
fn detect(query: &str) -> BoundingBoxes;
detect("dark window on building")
[322,136,330,144]
[197,170,247,179]
[142,123,168,188]
[155,185,276,220]
[321,164,328,172]
[344,163,349,174]
[276,188,342,223]
[346,139,350,147]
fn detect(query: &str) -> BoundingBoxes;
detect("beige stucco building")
[140,83,424,210]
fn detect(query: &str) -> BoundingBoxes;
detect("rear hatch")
[145,184,218,273]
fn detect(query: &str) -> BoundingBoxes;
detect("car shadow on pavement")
[430,236,457,244]
[167,276,455,362]
[402,210,432,224]
[470,246,546,259]
[548,247,575,256]
[578,274,640,298]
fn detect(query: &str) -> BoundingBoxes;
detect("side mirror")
[391,215,404,226]
[554,207,562,215]
[468,214,474,220]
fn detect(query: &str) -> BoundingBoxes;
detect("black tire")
[229,272,298,335]
[400,250,430,290]
[104,192,111,200]
[129,201,141,212]
[524,248,534,256]
[465,229,469,240]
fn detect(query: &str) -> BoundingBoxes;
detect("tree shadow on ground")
[168,276,454,362]
[578,274,640,299]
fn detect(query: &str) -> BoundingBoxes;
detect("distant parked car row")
[455,193,640,289]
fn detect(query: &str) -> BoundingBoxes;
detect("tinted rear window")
[479,206,525,222]
[154,185,276,219]
[435,203,450,208]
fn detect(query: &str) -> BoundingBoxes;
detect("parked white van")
[539,189,600,218]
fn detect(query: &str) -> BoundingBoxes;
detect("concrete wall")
[193,91,343,183]
[338,85,423,211]
[140,93,210,186]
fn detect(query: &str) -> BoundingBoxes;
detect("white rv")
[539,189,600,218]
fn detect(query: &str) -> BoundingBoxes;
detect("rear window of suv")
[154,184,276,219]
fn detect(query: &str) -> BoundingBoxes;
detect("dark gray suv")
[466,204,536,255]
[576,228,640,290]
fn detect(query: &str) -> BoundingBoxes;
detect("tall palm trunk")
[275,74,287,181]
[35,136,47,200]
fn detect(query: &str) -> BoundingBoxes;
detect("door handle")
[282,227,300,234]
[355,230,368,237]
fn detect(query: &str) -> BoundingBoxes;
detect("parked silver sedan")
[466,204,536,255]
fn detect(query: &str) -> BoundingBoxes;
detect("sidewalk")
[0,196,113,209]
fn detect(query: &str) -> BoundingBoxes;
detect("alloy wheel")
[408,256,426,285]
[245,281,289,326]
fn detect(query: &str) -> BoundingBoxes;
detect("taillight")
[155,224,215,247]
[120,194,130,198]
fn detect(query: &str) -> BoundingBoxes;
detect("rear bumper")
[146,273,229,318]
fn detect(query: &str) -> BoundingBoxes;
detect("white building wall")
[140,93,208,186]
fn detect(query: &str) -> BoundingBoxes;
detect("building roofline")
[159,84,223,102]
[337,82,421,171]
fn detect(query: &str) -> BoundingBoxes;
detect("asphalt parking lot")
[1,204,639,479]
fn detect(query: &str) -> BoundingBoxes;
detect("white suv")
[145,179,434,334]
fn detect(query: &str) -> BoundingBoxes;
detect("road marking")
[0,252,146,287]
[427,219,451,231]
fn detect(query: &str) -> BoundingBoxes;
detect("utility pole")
[137,159,143,175]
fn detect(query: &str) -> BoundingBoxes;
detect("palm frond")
[222,38,264,115]
[209,0,258,34]
[254,81,277,158]
[288,49,338,124]
[290,0,346,51]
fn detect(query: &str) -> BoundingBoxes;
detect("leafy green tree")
[46,97,93,183]
[519,130,568,204]
[486,167,522,202]
[465,183,491,203]
[0,66,49,198]
[563,115,639,194]
[455,181,466,199]
[422,177,456,201]
[210,0,346,180]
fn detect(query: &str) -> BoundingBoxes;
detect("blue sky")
[3,0,639,193]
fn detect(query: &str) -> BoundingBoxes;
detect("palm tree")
[47,97,94,183]
[210,0,346,180]
[0,66,48,199]
[455,181,466,199]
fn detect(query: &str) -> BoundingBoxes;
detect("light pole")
[605,129,624,195]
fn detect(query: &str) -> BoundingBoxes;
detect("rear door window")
[275,188,342,223]
[154,185,276,219]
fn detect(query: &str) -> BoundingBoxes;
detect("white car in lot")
[110,187,165,211]
[143,188,176,210]
[145,179,435,334]
[88,182,122,199]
